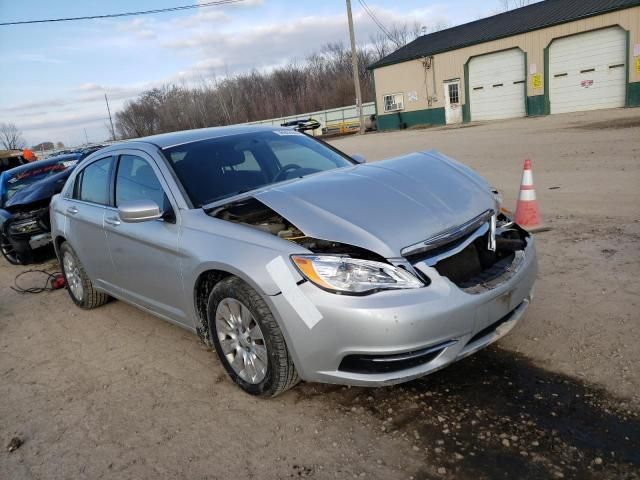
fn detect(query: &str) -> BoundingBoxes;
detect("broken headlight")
[8,219,40,235]
[291,255,424,294]
[491,188,503,209]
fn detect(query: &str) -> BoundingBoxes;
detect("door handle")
[105,216,121,227]
[67,206,79,215]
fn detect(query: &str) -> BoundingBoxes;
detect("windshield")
[162,130,354,207]
[0,158,78,206]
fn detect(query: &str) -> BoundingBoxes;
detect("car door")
[62,156,119,292]
[104,151,188,325]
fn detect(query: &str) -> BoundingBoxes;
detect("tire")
[207,276,299,397]
[59,241,109,309]
[0,232,22,265]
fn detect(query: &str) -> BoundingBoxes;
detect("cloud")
[173,9,230,28]
[0,99,67,113]
[19,111,110,131]
[164,6,452,79]
[0,83,145,116]
[77,85,145,103]
[116,17,157,39]
[4,1,458,147]
[14,53,66,64]
[78,83,104,92]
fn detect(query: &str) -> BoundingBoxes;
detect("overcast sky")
[0,0,503,147]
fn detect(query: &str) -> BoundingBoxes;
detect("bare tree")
[113,22,420,138]
[428,20,451,33]
[56,141,65,149]
[0,122,26,150]
[500,0,537,11]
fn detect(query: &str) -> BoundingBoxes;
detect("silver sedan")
[50,126,537,397]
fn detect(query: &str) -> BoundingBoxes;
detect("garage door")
[549,27,626,114]
[469,49,526,121]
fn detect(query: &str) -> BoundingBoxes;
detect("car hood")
[4,169,73,210]
[254,150,496,259]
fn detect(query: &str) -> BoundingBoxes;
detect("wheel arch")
[193,269,233,344]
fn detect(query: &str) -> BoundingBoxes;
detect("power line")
[358,0,392,38]
[0,0,245,26]
[357,0,398,46]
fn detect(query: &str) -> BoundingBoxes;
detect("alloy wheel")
[0,233,19,264]
[215,298,268,384]
[63,252,84,300]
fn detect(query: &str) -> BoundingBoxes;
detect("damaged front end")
[403,211,531,294]
[0,202,53,264]
[209,197,386,262]
[209,196,530,297]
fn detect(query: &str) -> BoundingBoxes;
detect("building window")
[383,93,404,112]
[448,83,460,104]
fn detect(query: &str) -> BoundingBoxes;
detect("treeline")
[115,25,423,139]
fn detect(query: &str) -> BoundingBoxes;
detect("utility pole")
[83,128,89,145]
[104,93,116,141]
[345,0,365,135]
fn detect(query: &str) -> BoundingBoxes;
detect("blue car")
[0,154,80,264]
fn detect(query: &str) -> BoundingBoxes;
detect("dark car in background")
[0,154,79,264]
[0,150,28,174]
[77,144,108,159]
[46,144,107,161]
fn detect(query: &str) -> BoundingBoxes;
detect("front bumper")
[2,209,52,261]
[266,237,537,386]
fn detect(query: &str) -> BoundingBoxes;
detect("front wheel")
[207,276,299,397]
[0,232,21,265]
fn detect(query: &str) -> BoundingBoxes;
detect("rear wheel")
[0,232,21,265]
[59,242,109,309]
[207,276,299,397]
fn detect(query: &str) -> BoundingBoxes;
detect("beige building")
[369,0,640,130]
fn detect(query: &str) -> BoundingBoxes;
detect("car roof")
[123,124,285,149]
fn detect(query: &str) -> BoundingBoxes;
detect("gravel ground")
[1,108,639,479]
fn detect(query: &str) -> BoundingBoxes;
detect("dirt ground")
[1,108,639,479]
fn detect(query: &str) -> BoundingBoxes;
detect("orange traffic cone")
[514,158,544,231]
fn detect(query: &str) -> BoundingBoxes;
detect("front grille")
[405,216,529,293]
[338,340,455,374]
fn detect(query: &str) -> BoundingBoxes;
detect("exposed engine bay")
[210,199,529,294]
[209,197,385,262]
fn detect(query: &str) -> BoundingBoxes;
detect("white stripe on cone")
[521,169,534,186]
[519,189,537,201]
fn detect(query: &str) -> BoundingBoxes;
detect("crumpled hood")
[255,150,496,259]
[5,169,73,210]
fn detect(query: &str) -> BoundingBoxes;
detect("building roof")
[369,0,640,70]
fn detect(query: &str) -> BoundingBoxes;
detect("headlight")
[291,255,424,294]
[8,219,40,235]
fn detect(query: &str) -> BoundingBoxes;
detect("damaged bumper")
[266,237,537,386]
[1,207,52,262]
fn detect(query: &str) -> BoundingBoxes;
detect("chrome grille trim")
[401,209,494,258]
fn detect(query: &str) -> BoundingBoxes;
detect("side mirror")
[118,199,162,223]
[351,154,366,164]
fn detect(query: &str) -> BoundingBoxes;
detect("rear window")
[163,130,353,207]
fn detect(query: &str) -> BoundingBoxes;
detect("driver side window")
[115,155,170,211]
